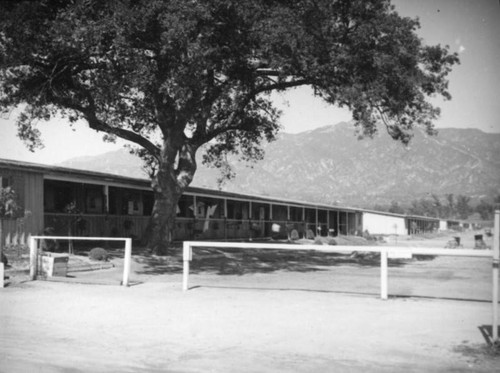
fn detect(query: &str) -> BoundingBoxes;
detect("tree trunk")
[148,191,181,255]
[146,136,198,255]
[147,162,187,255]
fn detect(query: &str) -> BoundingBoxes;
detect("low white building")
[439,220,448,231]
[362,211,407,236]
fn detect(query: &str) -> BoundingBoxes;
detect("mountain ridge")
[59,122,500,208]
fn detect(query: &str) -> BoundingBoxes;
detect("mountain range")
[60,122,500,208]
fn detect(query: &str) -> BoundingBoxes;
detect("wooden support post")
[315,208,318,235]
[381,249,388,300]
[103,185,109,213]
[122,238,132,286]
[29,236,37,280]
[224,199,228,241]
[493,210,499,341]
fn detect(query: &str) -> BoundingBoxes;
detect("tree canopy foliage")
[377,194,500,221]
[0,0,459,252]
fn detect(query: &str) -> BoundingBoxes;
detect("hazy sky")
[1,0,499,165]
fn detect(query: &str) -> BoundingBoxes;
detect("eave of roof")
[0,158,459,222]
[0,157,150,188]
[361,207,442,222]
[0,158,362,212]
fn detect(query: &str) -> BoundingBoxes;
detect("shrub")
[89,247,109,261]
[290,229,299,241]
[327,238,337,246]
[306,229,315,240]
[363,230,377,241]
[314,237,323,245]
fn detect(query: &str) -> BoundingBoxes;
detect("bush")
[306,229,315,240]
[314,237,323,245]
[363,230,377,241]
[327,238,337,246]
[290,229,299,241]
[89,247,109,261]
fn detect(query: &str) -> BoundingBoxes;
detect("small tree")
[0,187,20,264]
[456,195,471,220]
[388,201,405,214]
[445,194,455,218]
[431,194,443,218]
[64,201,81,254]
[475,199,493,221]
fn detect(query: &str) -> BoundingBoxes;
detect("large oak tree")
[0,0,458,253]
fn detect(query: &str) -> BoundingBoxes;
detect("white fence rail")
[183,210,500,342]
[181,241,493,296]
[29,236,132,286]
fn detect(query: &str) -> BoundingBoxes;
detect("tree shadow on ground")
[133,254,184,275]
[133,246,425,277]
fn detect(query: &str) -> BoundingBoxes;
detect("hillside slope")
[60,122,500,207]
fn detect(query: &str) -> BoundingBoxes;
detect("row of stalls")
[0,158,448,246]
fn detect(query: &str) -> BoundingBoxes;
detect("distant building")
[362,211,407,236]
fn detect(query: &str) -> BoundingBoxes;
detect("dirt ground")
[1,231,499,372]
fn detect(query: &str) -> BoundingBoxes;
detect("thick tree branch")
[51,93,161,160]
[254,77,312,95]
[194,77,311,145]
[87,115,161,159]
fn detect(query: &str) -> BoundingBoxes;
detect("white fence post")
[122,238,132,287]
[29,236,132,285]
[183,241,191,292]
[29,236,37,281]
[381,249,388,300]
[0,262,4,288]
[493,210,499,342]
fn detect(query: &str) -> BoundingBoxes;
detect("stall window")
[177,195,194,218]
[251,203,269,221]
[272,204,288,221]
[227,200,249,220]
[290,206,303,221]
[108,187,145,215]
[44,180,76,213]
[195,196,222,219]
[84,185,103,213]
[305,208,316,223]
[0,176,10,188]
[126,192,142,215]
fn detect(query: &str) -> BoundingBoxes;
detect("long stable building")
[0,158,443,245]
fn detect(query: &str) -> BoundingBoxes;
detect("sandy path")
[1,231,498,372]
[1,276,498,372]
